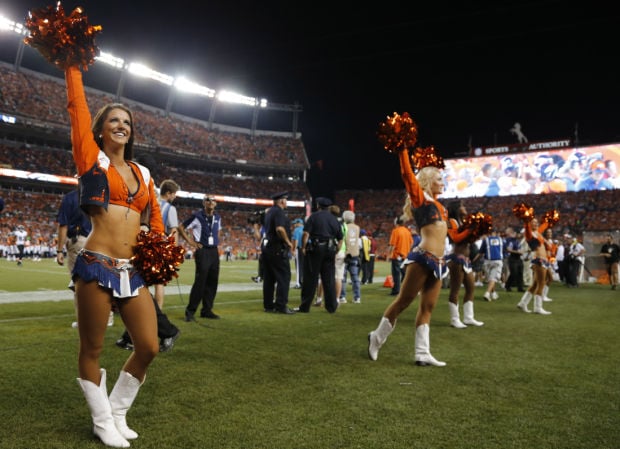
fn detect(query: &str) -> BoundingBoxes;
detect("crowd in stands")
[2,63,619,263]
[2,185,618,263]
[334,188,620,260]
[1,64,308,169]
[0,141,309,200]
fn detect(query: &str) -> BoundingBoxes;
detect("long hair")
[401,166,441,222]
[447,200,463,221]
[401,194,413,222]
[91,103,135,161]
[416,166,440,193]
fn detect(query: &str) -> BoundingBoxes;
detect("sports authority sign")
[471,139,572,157]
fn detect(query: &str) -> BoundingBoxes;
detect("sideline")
[0,283,263,305]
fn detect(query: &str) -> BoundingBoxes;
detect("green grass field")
[1,258,618,449]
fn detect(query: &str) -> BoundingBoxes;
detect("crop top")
[447,218,472,244]
[524,220,549,253]
[65,67,164,234]
[399,150,447,228]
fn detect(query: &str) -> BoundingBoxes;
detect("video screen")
[441,143,620,198]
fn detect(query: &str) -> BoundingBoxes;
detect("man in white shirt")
[567,237,585,287]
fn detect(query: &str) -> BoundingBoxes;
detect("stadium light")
[0,15,26,35]
[128,62,173,85]
[95,51,124,69]
[174,76,215,98]
[2,13,278,111]
[218,90,266,107]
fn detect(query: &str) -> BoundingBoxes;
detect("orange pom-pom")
[24,3,102,71]
[542,209,560,228]
[131,231,185,286]
[460,212,493,242]
[412,146,445,172]
[377,112,418,154]
[513,203,535,223]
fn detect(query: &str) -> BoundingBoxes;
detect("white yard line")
[0,283,264,304]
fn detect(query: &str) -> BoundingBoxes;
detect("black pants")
[186,247,220,316]
[262,249,291,311]
[122,295,178,343]
[506,256,524,290]
[361,258,370,283]
[567,257,581,286]
[299,244,337,313]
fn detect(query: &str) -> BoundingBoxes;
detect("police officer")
[296,197,344,313]
[262,191,296,314]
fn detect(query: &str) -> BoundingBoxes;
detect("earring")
[98,134,102,139]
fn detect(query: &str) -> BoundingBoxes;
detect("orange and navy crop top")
[524,220,549,252]
[65,67,164,234]
[399,150,447,228]
[447,218,472,244]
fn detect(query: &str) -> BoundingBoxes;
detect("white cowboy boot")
[414,324,446,367]
[542,285,553,302]
[76,369,130,448]
[109,371,143,440]
[368,317,395,361]
[462,301,484,326]
[533,295,552,315]
[517,291,532,313]
[449,302,467,329]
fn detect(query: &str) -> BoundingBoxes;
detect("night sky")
[2,1,619,197]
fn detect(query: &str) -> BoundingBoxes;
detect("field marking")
[0,282,267,304]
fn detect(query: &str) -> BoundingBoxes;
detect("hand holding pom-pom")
[513,203,535,223]
[542,209,560,228]
[460,212,493,242]
[412,146,446,172]
[377,112,418,154]
[131,231,185,286]
[24,3,102,71]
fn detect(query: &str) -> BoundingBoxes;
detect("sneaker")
[475,281,483,287]
[491,292,499,300]
[160,330,181,353]
[71,321,78,329]
[353,298,361,304]
[251,276,262,283]
[115,337,134,351]
[313,297,323,307]
[338,297,347,304]
[483,291,492,301]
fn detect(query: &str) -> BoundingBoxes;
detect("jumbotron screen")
[441,143,620,198]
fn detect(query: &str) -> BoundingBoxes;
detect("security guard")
[262,191,296,314]
[296,197,344,313]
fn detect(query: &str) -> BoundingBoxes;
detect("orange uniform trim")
[65,67,163,234]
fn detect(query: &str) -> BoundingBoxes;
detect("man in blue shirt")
[178,194,222,320]
[291,218,305,289]
[478,230,505,301]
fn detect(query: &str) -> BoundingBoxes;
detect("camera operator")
[261,192,296,314]
[249,210,266,283]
